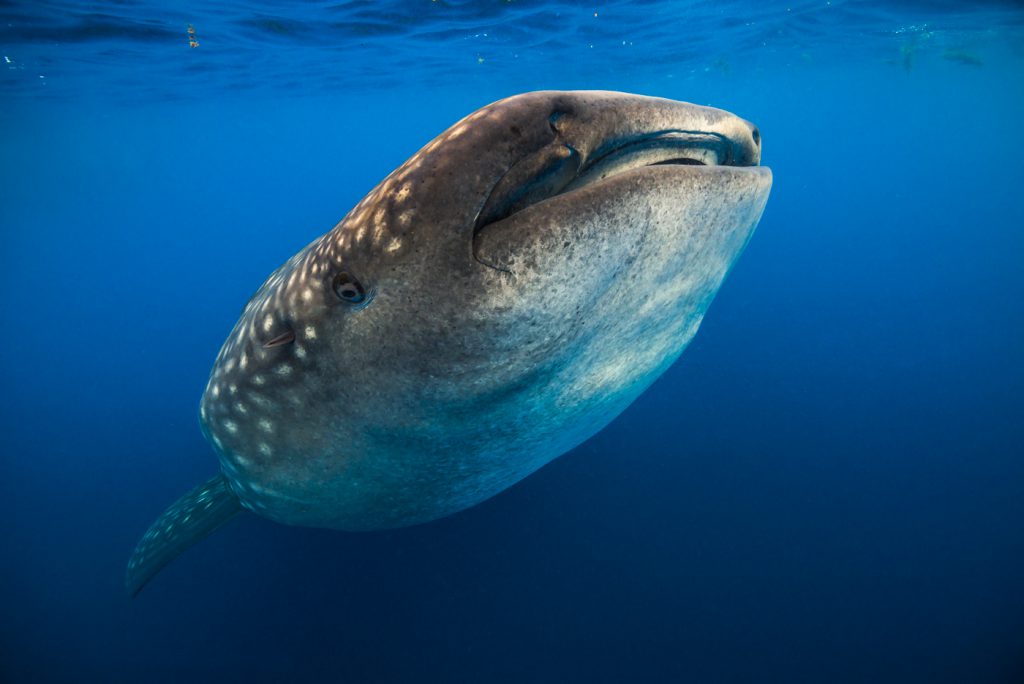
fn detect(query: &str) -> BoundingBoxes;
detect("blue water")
[3,1,1024,681]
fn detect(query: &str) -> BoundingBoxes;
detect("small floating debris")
[942,49,982,67]
[899,42,915,73]
[187,24,199,48]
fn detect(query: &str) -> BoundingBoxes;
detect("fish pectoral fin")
[125,474,243,597]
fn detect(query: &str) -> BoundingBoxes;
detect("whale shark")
[126,90,772,595]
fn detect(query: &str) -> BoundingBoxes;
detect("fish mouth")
[474,128,762,234]
[567,130,755,189]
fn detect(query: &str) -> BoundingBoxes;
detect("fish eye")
[332,271,368,305]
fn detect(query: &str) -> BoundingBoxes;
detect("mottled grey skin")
[197,90,771,532]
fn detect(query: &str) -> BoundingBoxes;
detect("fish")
[126,90,772,595]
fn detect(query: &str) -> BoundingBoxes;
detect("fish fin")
[125,474,244,597]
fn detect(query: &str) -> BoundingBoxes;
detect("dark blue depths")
[1,2,1023,682]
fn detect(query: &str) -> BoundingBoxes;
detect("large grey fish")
[126,90,771,595]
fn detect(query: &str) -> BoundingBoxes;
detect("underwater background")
[2,1,1023,681]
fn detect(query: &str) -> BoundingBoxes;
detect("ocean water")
[2,1,1024,682]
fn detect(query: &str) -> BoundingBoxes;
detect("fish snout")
[725,117,762,167]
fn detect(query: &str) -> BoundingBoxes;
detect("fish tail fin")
[125,474,244,597]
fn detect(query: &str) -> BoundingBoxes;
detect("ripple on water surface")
[1,0,1022,101]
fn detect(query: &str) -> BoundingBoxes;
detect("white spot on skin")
[304,326,317,340]
[248,392,270,407]
[240,353,249,370]
[224,420,238,434]
[301,288,313,302]
[235,402,248,414]
[253,375,266,386]
[386,238,402,253]
[258,443,272,456]
[276,364,292,376]
[211,385,220,398]
[258,419,274,433]
[294,346,307,359]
